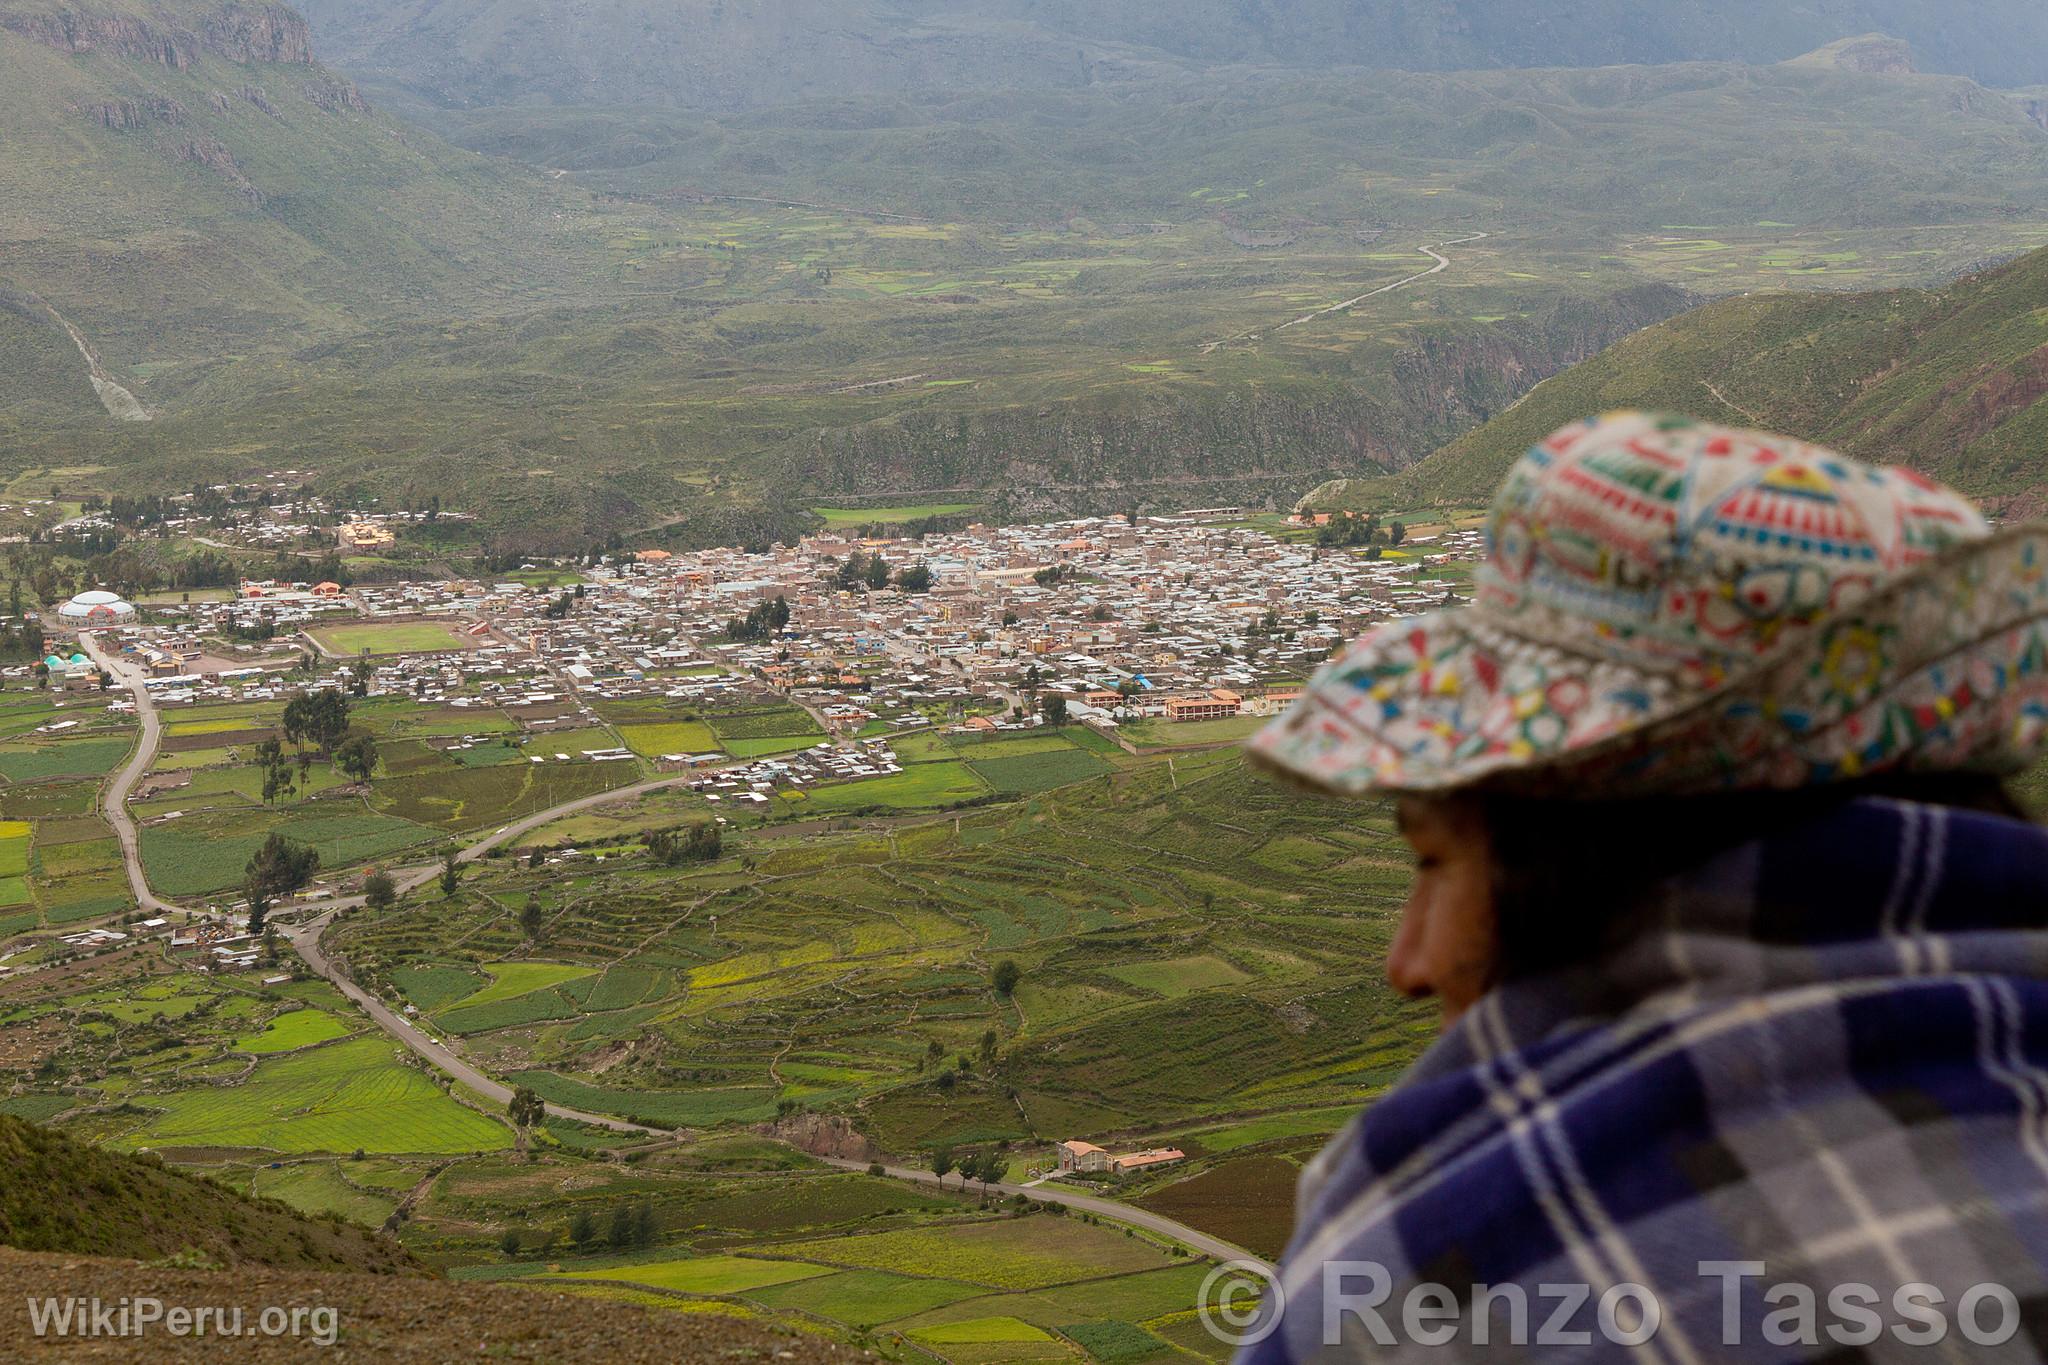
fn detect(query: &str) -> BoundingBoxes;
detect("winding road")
[1202,230,1492,353]
[78,634,177,914]
[82,636,1269,1265]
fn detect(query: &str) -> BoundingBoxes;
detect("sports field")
[309,620,474,656]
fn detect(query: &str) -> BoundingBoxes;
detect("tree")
[281,689,351,754]
[895,563,933,593]
[1387,520,1406,546]
[569,1209,595,1249]
[931,1147,955,1187]
[979,1029,998,1071]
[991,959,1021,996]
[607,1205,634,1249]
[518,900,545,943]
[633,1202,657,1247]
[863,555,892,590]
[439,851,461,897]
[527,846,546,869]
[499,1228,522,1257]
[255,736,295,806]
[246,833,319,918]
[1040,695,1068,727]
[362,870,396,910]
[334,731,379,784]
[508,1085,545,1129]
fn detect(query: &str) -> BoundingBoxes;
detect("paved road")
[815,1154,1272,1271]
[78,634,178,914]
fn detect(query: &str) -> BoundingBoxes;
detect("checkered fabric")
[1241,798,2048,1363]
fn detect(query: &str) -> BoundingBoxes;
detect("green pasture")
[122,1037,511,1154]
[450,961,597,1010]
[812,503,978,526]
[234,1009,353,1054]
[558,1255,830,1295]
[615,721,718,758]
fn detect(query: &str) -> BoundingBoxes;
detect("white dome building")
[57,589,136,623]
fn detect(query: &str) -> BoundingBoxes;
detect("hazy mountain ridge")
[288,0,2048,116]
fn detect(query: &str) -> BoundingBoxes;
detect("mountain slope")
[0,0,593,407]
[0,1113,419,1272]
[1384,245,2048,511]
[290,0,2048,115]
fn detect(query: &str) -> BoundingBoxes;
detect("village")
[37,506,1480,757]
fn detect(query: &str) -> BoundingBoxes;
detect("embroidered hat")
[1250,411,2048,798]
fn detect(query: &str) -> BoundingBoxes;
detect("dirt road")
[77,634,178,914]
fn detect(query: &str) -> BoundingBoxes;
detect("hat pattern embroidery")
[1251,412,2048,797]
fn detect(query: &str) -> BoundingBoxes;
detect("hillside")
[0,1112,418,1272]
[1373,244,2048,511]
[0,0,598,380]
[13,3,2048,545]
[290,0,2048,115]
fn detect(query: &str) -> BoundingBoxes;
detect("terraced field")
[329,748,1427,1165]
[0,690,139,927]
[123,1037,511,1154]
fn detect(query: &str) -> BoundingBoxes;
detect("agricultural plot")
[308,620,475,656]
[373,758,639,832]
[703,706,822,760]
[788,759,988,814]
[234,1009,353,1053]
[328,748,1426,1172]
[452,962,597,1010]
[812,503,978,527]
[559,1255,830,1295]
[122,1037,510,1155]
[616,721,719,758]
[140,808,435,896]
[966,748,1109,794]
[389,964,487,1011]
[0,735,132,783]
[778,1217,1176,1290]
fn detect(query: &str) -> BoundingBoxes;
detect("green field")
[812,503,978,527]
[0,737,132,783]
[234,1010,354,1054]
[309,621,474,656]
[123,1038,511,1154]
[559,1255,831,1295]
[615,721,719,758]
[451,962,598,1010]
[790,759,989,814]
[777,1218,1176,1290]
[912,1316,1055,1345]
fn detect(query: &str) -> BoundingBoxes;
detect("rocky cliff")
[3,0,313,67]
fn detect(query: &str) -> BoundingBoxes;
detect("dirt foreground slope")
[0,1248,857,1362]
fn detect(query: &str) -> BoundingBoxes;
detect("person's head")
[1250,412,2048,1024]
[1387,775,2029,1023]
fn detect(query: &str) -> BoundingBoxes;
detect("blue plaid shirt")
[1241,798,2048,1362]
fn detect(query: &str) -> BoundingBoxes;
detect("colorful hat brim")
[1249,524,2048,799]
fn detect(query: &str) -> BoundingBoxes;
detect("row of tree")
[831,552,933,595]
[929,1145,1008,1196]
